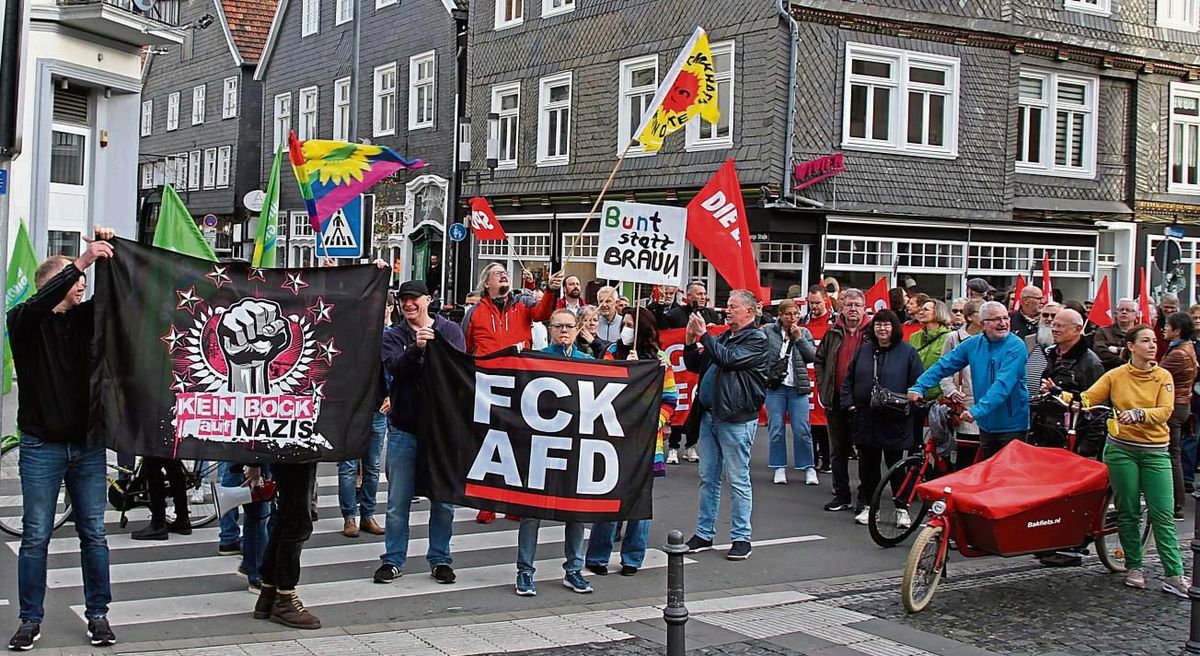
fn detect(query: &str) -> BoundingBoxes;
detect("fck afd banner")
[91,239,388,463]
[421,341,663,522]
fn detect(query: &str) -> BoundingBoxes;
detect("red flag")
[1138,267,1151,324]
[467,197,507,241]
[1087,276,1113,328]
[865,276,889,315]
[687,159,766,302]
[1010,274,1026,312]
[1042,252,1054,302]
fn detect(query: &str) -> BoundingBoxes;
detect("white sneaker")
[189,487,206,504]
[854,507,870,525]
[773,468,787,485]
[666,449,679,465]
[1164,575,1191,599]
[684,447,699,462]
[896,509,911,529]
[804,468,819,485]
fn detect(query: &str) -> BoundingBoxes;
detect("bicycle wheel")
[868,455,929,548]
[1097,503,1153,573]
[901,525,945,613]
[177,460,220,528]
[0,442,72,537]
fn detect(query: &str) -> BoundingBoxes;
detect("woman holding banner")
[585,308,678,576]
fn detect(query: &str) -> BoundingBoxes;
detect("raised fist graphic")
[218,298,291,394]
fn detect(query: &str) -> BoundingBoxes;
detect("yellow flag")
[633,27,720,153]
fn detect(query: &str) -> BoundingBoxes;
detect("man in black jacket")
[8,229,117,650]
[663,281,721,329]
[1032,309,1105,453]
[681,289,769,561]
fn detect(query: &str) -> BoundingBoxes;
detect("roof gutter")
[777,0,798,200]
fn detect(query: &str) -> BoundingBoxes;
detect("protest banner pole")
[631,282,642,358]
[506,236,528,279]
[565,139,636,264]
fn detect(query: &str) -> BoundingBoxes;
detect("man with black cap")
[374,280,465,585]
[966,277,993,302]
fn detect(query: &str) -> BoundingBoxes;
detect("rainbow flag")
[288,131,425,233]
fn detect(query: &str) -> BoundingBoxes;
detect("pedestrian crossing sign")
[319,195,371,258]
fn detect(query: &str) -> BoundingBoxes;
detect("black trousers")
[828,407,854,502]
[144,457,188,520]
[261,462,317,590]
[857,446,905,507]
[811,424,830,468]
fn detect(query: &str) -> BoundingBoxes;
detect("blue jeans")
[695,413,756,542]
[765,387,814,470]
[517,518,585,574]
[586,520,650,568]
[381,428,454,569]
[339,411,387,520]
[217,462,241,547]
[220,464,271,584]
[17,435,110,623]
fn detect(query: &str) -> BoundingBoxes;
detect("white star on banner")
[176,286,203,314]
[170,370,193,394]
[247,268,267,283]
[282,272,309,296]
[205,265,232,289]
[317,338,341,365]
[161,325,187,354]
[307,296,335,324]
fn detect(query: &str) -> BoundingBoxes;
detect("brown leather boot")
[270,590,321,629]
[360,517,385,535]
[253,585,276,619]
[342,518,359,538]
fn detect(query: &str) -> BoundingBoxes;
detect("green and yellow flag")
[253,145,283,267]
[152,184,216,261]
[4,220,39,393]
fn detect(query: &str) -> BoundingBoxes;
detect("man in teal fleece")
[908,301,1029,458]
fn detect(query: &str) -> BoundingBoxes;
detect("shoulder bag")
[869,350,910,416]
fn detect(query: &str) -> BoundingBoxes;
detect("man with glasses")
[682,290,770,560]
[1009,285,1044,340]
[1093,298,1139,371]
[1023,302,1061,398]
[909,301,1030,458]
[814,289,868,512]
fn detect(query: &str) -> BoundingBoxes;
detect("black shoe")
[167,514,192,535]
[8,622,39,651]
[823,498,852,512]
[431,564,456,584]
[1187,483,1195,495]
[586,564,609,576]
[1037,553,1083,568]
[620,565,638,576]
[684,535,713,553]
[373,564,402,584]
[86,616,116,646]
[310,508,319,522]
[1176,509,1187,522]
[851,504,865,516]
[131,519,168,541]
[726,541,752,561]
[217,542,241,556]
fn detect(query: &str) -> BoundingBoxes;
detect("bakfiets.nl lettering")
[467,372,627,495]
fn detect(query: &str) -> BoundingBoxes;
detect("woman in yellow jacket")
[1079,324,1189,597]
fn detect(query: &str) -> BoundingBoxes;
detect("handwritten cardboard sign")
[596,201,687,286]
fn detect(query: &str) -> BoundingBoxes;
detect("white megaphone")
[212,479,277,516]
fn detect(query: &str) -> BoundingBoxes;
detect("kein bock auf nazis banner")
[421,341,663,522]
[91,239,388,463]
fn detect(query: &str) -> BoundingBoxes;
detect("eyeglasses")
[489,270,509,278]
[549,323,576,330]
[842,302,865,309]
[983,316,1009,323]
[1040,313,1057,319]
[1116,308,1136,313]
[781,311,800,317]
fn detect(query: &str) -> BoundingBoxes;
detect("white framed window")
[1170,82,1200,193]
[302,0,319,36]
[291,211,315,238]
[202,147,217,189]
[141,163,154,189]
[1159,0,1200,31]
[163,157,175,186]
[216,145,231,188]
[298,86,318,140]
[191,84,206,125]
[492,82,520,169]
[141,100,152,136]
[542,0,573,18]
[1064,0,1111,16]
[842,43,960,158]
[409,51,436,130]
[166,92,179,131]
[1015,70,1097,178]
[537,72,572,166]
[687,40,735,150]
[496,0,523,29]
[376,0,396,7]
[618,55,658,156]
[188,150,201,191]
[336,0,353,25]
[222,77,238,119]
[373,63,397,136]
[175,153,188,188]
[333,77,352,141]
[273,92,291,150]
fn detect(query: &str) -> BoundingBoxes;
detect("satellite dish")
[133,0,156,11]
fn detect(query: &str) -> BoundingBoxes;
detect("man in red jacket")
[461,262,562,523]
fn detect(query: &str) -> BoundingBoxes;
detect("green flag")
[153,184,216,261]
[252,145,283,267]
[4,220,40,394]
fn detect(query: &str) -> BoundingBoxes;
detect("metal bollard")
[1187,496,1200,653]
[663,530,688,656]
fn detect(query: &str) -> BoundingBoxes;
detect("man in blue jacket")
[908,301,1029,458]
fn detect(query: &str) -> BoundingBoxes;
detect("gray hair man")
[813,288,867,512]
[1093,297,1138,370]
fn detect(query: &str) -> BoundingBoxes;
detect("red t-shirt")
[834,322,864,396]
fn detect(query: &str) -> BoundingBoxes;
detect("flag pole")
[507,236,528,280]
[565,139,637,264]
[631,282,642,359]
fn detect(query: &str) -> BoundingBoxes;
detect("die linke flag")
[1088,275,1113,328]
[468,197,507,241]
[686,159,766,301]
[420,341,664,522]
[865,276,889,314]
[1042,252,1054,302]
[90,238,388,463]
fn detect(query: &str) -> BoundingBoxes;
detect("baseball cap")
[397,280,430,298]
[966,277,993,294]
